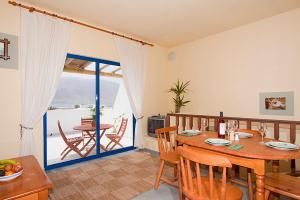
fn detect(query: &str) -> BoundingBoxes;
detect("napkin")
[228,144,244,150]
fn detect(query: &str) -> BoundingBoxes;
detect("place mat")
[179,129,201,137]
[236,131,253,138]
[205,138,231,146]
[265,141,299,151]
[228,144,244,151]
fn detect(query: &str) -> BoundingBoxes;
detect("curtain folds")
[20,10,70,156]
[114,37,147,148]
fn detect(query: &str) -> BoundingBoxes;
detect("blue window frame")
[43,53,136,170]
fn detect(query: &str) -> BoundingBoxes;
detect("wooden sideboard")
[0,155,53,200]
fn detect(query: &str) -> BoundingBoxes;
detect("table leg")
[254,160,266,200]
[256,174,265,200]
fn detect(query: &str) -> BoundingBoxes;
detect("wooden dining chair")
[264,172,300,200]
[230,129,260,200]
[105,118,128,151]
[58,121,93,160]
[154,126,182,200]
[230,129,261,200]
[178,146,243,200]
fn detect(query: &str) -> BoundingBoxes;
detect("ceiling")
[18,0,300,47]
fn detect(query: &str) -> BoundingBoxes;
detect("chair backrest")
[81,117,93,125]
[116,118,128,137]
[177,146,232,200]
[57,121,69,145]
[155,126,177,156]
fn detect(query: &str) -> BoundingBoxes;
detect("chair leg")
[247,168,254,200]
[174,165,178,178]
[61,146,69,156]
[177,163,183,200]
[109,140,123,151]
[154,160,165,190]
[265,189,270,200]
[106,140,113,149]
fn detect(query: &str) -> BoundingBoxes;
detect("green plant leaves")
[169,79,191,112]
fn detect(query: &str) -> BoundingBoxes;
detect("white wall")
[167,8,300,121]
[0,0,169,165]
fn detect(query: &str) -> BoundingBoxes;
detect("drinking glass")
[258,122,267,144]
[226,121,233,135]
[201,118,208,131]
[230,120,238,131]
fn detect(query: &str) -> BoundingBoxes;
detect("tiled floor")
[47,150,173,200]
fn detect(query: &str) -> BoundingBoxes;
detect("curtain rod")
[8,0,154,47]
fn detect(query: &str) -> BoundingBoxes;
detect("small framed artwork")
[259,91,294,116]
[0,32,18,70]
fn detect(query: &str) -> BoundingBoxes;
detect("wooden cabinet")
[0,156,53,200]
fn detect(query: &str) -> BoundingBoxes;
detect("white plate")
[265,141,299,151]
[180,130,201,136]
[0,170,23,182]
[205,138,231,146]
[182,129,201,134]
[236,132,253,138]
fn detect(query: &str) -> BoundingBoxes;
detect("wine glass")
[230,120,238,131]
[226,121,233,136]
[257,122,267,144]
[201,118,208,131]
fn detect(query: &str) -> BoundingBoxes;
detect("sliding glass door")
[44,54,135,170]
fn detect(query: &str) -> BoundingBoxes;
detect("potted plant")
[168,80,191,113]
[90,106,104,127]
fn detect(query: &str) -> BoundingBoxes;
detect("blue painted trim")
[43,113,47,168]
[67,53,120,66]
[45,147,136,171]
[43,53,136,171]
[45,154,99,171]
[95,62,100,156]
[100,146,136,158]
[133,115,136,147]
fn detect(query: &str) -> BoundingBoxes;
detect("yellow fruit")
[0,159,16,165]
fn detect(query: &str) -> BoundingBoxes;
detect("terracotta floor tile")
[47,151,160,200]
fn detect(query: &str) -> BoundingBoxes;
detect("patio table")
[73,123,113,152]
[176,132,300,200]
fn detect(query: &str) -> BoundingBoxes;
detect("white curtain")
[20,10,70,156]
[114,37,147,148]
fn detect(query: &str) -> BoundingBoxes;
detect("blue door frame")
[43,53,136,171]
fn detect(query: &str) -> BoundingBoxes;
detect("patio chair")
[105,118,128,151]
[81,117,93,125]
[81,117,95,144]
[58,121,94,160]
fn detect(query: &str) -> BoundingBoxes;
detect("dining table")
[73,123,114,152]
[176,131,300,200]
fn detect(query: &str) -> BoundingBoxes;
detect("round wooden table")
[73,124,113,152]
[176,132,300,200]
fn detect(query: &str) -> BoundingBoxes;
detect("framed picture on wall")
[259,91,294,116]
[0,32,18,70]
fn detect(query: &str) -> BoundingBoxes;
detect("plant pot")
[92,120,96,127]
[175,106,180,113]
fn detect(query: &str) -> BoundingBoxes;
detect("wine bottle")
[218,112,226,138]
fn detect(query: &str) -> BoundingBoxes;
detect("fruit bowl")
[0,169,23,182]
[0,159,23,182]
